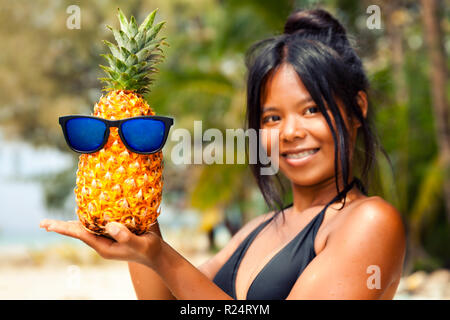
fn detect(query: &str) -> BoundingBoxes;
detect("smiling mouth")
[282,148,320,159]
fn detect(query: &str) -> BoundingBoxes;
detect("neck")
[290,174,358,214]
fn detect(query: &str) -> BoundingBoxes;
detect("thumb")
[105,222,136,244]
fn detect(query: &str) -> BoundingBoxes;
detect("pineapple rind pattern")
[75,91,164,235]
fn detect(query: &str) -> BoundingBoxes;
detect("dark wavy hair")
[244,8,391,216]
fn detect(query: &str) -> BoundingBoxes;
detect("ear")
[353,91,368,128]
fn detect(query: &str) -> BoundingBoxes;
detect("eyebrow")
[261,97,315,113]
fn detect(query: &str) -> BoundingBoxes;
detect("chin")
[288,176,325,187]
[278,147,335,185]
[279,164,334,188]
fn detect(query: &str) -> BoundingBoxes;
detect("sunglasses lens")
[65,118,107,152]
[121,118,166,153]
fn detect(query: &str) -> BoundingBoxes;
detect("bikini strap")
[353,176,368,195]
[325,178,358,209]
[310,178,358,240]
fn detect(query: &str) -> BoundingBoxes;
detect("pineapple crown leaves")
[99,8,168,94]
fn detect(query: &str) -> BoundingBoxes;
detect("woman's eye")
[305,106,319,115]
[262,115,281,123]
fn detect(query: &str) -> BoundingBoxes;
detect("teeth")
[285,149,318,159]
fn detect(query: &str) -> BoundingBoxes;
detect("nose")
[280,114,307,142]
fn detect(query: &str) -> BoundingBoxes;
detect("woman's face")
[260,63,357,187]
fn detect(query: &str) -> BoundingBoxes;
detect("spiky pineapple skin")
[75,90,163,235]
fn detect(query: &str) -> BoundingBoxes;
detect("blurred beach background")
[0,0,449,299]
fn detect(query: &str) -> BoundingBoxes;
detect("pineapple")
[75,8,167,236]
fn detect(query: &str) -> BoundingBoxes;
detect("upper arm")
[286,197,406,300]
[198,212,274,280]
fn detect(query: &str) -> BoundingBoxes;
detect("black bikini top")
[213,178,360,300]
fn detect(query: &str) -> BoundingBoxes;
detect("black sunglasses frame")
[59,115,174,155]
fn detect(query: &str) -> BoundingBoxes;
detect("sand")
[0,263,136,300]
[0,242,213,300]
[0,243,448,300]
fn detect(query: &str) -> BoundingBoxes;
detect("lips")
[281,148,320,158]
[280,147,320,167]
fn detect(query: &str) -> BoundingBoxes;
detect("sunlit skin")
[40,63,406,300]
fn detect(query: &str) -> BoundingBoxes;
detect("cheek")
[317,128,336,167]
[320,126,336,152]
[312,115,335,148]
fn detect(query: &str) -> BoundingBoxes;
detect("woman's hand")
[39,219,163,268]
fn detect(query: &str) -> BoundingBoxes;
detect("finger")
[40,219,113,249]
[39,218,57,231]
[40,219,83,237]
[40,219,137,262]
[105,222,145,250]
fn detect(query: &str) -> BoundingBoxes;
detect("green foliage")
[189,163,248,210]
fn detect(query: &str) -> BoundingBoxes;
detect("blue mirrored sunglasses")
[59,115,174,155]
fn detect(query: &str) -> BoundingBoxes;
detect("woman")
[40,8,406,300]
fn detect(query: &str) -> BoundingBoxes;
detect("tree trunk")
[384,12,416,272]
[420,0,450,223]
[382,1,410,210]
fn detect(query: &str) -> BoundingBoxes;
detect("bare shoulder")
[347,196,405,233]
[287,197,407,299]
[328,195,406,263]
[197,211,275,280]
